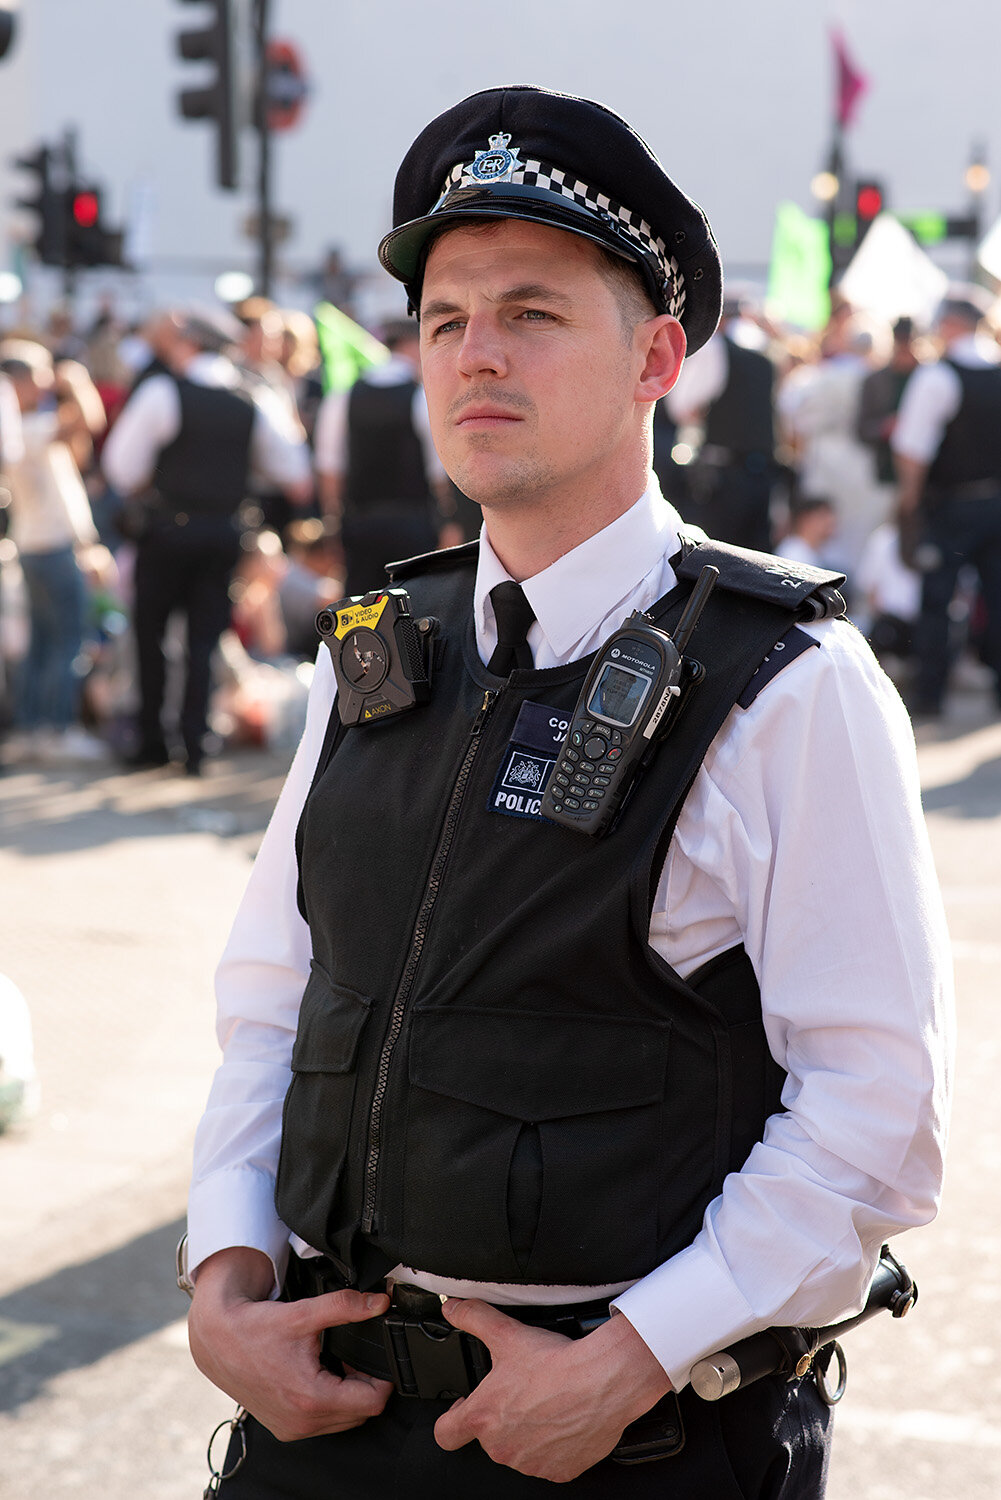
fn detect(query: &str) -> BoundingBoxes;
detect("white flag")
[976,214,1001,282]
[839,213,948,325]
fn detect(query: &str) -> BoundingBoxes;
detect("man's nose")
[456,313,508,378]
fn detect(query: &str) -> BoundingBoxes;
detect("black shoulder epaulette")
[386,539,480,582]
[674,529,847,622]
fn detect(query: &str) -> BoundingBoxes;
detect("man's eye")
[520,309,553,321]
[432,319,463,337]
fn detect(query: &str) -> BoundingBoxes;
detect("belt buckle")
[381,1284,491,1400]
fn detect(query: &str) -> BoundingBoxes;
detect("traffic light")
[65,184,124,268]
[11,145,64,265]
[854,179,886,247]
[175,0,240,190]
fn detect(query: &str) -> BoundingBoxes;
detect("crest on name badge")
[464,132,522,185]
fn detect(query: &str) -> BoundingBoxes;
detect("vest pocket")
[403,1007,670,1284]
[275,965,373,1249]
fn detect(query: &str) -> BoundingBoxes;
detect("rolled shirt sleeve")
[613,620,953,1388]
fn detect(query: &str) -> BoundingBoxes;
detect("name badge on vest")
[487,701,568,821]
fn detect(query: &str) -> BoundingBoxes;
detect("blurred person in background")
[856,317,920,487]
[893,287,1001,717]
[52,359,107,478]
[278,516,342,660]
[313,317,447,595]
[278,309,325,441]
[778,310,888,587]
[0,340,107,764]
[854,519,921,675]
[45,305,86,363]
[102,306,312,774]
[0,364,25,739]
[237,297,312,537]
[664,296,777,550]
[774,495,838,568]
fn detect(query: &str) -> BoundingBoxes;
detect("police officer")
[893,288,1001,716]
[314,318,446,594]
[185,88,950,1497]
[103,307,311,773]
[665,297,776,551]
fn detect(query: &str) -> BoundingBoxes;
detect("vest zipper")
[361,687,497,1234]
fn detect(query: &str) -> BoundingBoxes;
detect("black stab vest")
[703,339,775,459]
[154,376,255,516]
[343,378,433,515]
[279,539,845,1290]
[928,360,1001,489]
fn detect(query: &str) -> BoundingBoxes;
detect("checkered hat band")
[439,158,685,322]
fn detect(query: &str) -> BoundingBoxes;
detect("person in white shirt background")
[182,85,952,1500]
[892,288,1001,716]
[102,308,312,773]
[0,339,107,764]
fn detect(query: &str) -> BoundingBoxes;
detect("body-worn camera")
[317,588,435,727]
[540,565,718,836]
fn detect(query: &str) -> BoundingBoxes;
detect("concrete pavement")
[0,704,998,1498]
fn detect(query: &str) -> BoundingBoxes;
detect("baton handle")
[690,1245,917,1401]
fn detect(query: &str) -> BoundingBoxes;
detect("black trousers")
[218,1375,831,1499]
[913,493,1001,710]
[133,516,242,759]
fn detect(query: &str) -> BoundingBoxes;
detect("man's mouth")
[455,405,524,426]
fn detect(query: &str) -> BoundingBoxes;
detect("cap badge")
[464,132,522,185]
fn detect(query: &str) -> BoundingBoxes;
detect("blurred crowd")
[0,276,998,777]
[0,293,468,774]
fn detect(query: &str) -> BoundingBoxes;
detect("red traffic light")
[71,190,99,228]
[855,183,884,220]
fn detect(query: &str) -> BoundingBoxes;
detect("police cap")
[378,85,723,354]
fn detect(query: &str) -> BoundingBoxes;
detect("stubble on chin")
[447,448,559,509]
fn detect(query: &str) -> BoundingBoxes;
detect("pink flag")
[832,28,869,129]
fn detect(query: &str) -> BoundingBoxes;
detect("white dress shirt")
[101,352,311,496]
[188,482,951,1390]
[892,333,1001,465]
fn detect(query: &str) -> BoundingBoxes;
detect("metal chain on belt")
[203,1406,247,1497]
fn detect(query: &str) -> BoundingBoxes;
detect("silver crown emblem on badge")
[465,131,522,184]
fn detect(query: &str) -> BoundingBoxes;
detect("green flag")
[313,301,390,394]
[766,204,831,331]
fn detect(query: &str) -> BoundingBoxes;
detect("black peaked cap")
[378,85,723,354]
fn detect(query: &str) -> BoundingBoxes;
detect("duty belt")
[283,1251,685,1464]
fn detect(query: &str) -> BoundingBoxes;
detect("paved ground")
[0,695,999,1498]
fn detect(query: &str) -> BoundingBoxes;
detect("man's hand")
[433,1298,672,1483]
[187,1247,392,1442]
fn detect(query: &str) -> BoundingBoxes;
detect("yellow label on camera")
[333,594,389,639]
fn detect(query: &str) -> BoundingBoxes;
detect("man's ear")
[636,316,687,403]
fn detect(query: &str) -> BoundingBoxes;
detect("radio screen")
[587,663,650,726]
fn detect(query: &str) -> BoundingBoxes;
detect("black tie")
[487,581,536,674]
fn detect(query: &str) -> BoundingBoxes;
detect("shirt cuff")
[610,1243,757,1392]
[187,1165,291,1298]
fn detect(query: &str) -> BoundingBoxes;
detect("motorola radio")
[317,588,436,727]
[540,566,719,836]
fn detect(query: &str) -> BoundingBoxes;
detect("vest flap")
[408,1008,669,1120]
[290,965,373,1074]
[675,537,846,617]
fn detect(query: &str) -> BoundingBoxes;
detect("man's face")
[418,219,658,510]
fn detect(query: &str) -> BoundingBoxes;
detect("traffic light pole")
[255,0,273,297]
[60,128,78,303]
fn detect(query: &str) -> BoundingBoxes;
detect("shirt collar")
[474,479,684,662]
